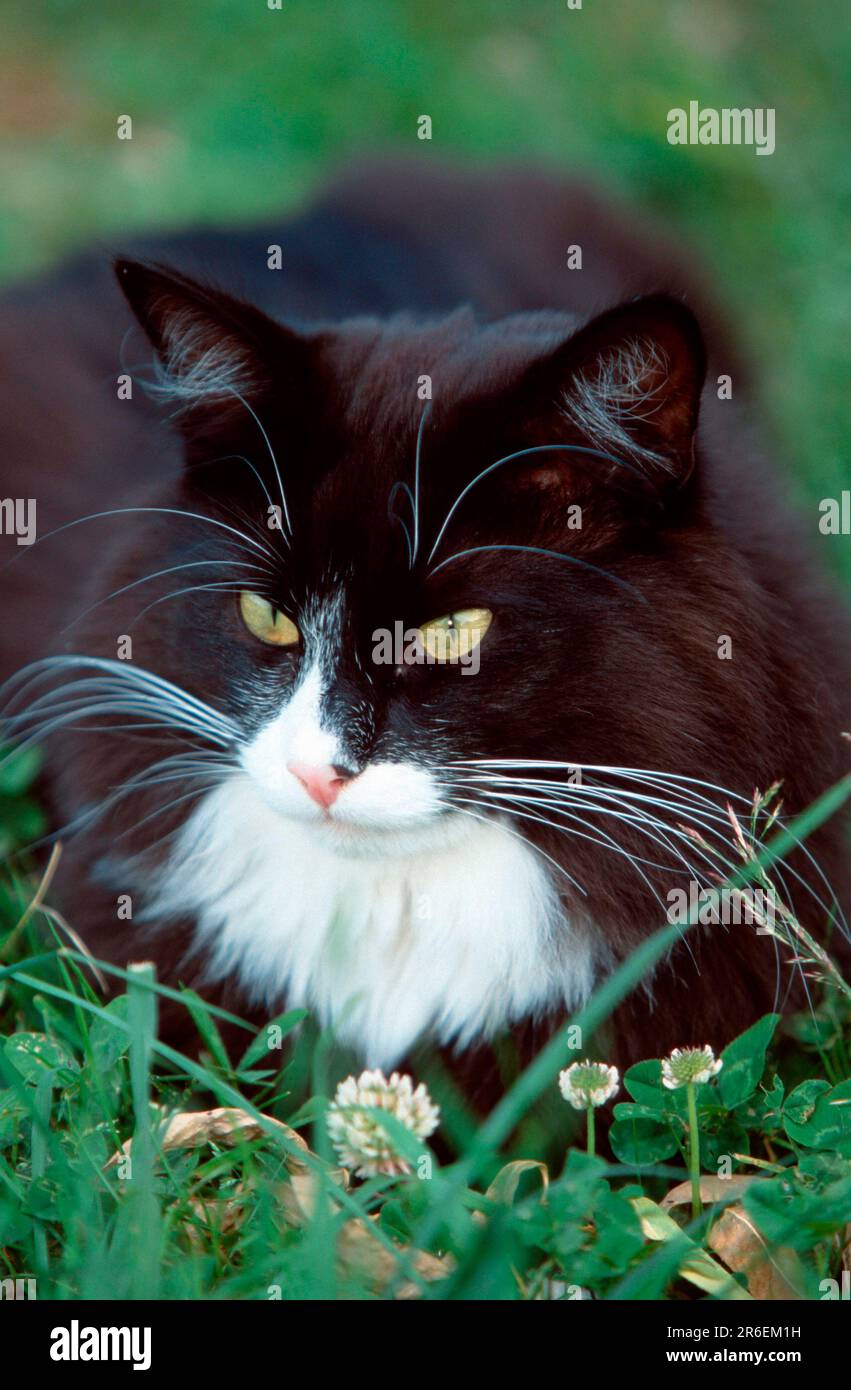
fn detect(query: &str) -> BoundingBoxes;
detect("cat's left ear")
[525,293,707,486]
[115,259,301,431]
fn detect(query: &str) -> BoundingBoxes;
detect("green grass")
[0,0,849,1300]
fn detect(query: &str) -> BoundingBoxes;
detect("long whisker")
[589,767,848,938]
[1,656,240,749]
[109,773,239,846]
[457,768,793,895]
[426,442,647,567]
[429,543,645,602]
[3,687,234,749]
[14,752,235,854]
[135,346,293,544]
[455,787,673,907]
[448,796,587,897]
[59,558,266,635]
[1,506,274,571]
[452,779,709,880]
[187,452,279,522]
[387,482,414,566]
[3,660,237,734]
[410,399,432,566]
[217,499,284,563]
[452,758,847,940]
[133,579,252,619]
[218,385,292,541]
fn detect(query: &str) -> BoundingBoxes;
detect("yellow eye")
[239,591,300,647]
[418,607,493,662]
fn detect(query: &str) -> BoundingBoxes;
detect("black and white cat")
[1,160,847,1084]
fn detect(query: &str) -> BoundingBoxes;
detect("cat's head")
[109,259,709,862]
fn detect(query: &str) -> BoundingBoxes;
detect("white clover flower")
[662,1045,723,1090]
[558,1059,620,1110]
[326,1069,440,1178]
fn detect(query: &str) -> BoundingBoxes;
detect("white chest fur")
[143,775,597,1067]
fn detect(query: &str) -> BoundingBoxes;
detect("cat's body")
[1,160,847,1092]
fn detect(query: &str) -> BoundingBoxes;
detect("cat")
[1,159,848,1096]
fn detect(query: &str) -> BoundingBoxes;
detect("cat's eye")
[238,591,300,647]
[418,607,493,661]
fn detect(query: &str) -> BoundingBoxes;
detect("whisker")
[452,780,707,879]
[455,787,672,910]
[134,349,293,544]
[449,796,587,897]
[1,505,273,573]
[59,558,266,635]
[110,772,239,845]
[3,664,236,734]
[387,482,414,567]
[410,399,432,566]
[426,442,647,567]
[451,758,847,942]
[1,657,239,749]
[133,579,251,619]
[217,386,292,541]
[12,754,234,854]
[187,452,279,523]
[428,543,645,602]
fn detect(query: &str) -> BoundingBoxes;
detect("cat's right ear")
[114,259,299,429]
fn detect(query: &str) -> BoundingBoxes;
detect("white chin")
[278,803,477,860]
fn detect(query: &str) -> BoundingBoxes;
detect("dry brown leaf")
[660,1175,804,1299]
[708,1205,805,1300]
[106,1106,311,1172]
[181,1184,451,1296]
[336,1217,453,1299]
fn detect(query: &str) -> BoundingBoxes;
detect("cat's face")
[111,261,706,863]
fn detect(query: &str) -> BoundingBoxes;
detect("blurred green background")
[1,0,848,580]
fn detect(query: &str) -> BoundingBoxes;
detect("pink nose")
[287,761,352,810]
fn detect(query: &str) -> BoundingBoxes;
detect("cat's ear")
[114,259,292,425]
[526,294,706,485]
[454,296,706,551]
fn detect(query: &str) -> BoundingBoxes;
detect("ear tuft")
[563,334,673,464]
[558,295,706,475]
[114,259,264,412]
